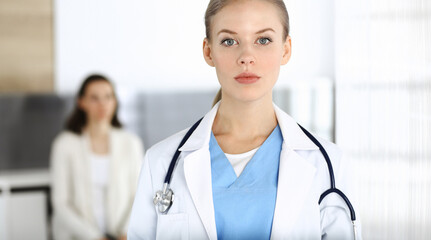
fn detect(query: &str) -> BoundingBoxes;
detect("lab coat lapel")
[181,102,319,239]
[182,103,219,240]
[271,104,319,238]
[270,144,317,238]
[183,149,217,240]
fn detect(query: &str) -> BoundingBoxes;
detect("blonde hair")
[212,88,222,107]
[204,0,290,41]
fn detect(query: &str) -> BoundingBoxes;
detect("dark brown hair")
[65,74,122,134]
[204,0,290,41]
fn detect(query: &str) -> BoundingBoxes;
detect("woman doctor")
[128,0,361,239]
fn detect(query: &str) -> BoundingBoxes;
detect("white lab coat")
[50,128,144,240]
[128,103,362,240]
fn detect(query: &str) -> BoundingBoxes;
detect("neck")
[212,94,277,139]
[85,120,111,138]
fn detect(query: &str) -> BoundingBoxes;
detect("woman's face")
[203,0,291,103]
[79,81,117,124]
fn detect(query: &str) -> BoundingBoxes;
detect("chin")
[231,91,271,103]
[226,82,273,101]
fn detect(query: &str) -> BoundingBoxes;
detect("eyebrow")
[217,28,276,36]
[217,29,237,35]
[255,28,275,34]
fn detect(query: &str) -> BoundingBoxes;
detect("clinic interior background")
[0,0,430,239]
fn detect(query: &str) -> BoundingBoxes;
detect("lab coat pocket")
[156,213,189,240]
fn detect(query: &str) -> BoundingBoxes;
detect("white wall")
[281,0,335,84]
[54,0,335,94]
[335,0,431,238]
[55,0,212,93]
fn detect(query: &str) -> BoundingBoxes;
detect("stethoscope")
[153,118,358,239]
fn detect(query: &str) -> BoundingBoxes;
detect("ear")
[281,36,292,65]
[203,38,215,67]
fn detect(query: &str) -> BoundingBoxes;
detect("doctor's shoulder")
[307,134,362,238]
[294,132,348,188]
[303,132,358,205]
[316,135,343,169]
[308,135,346,181]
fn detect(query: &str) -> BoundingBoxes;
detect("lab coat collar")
[178,102,219,152]
[181,101,319,239]
[179,102,319,152]
[273,104,319,151]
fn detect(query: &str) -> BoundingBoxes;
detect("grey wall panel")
[0,95,74,170]
[0,89,305,170]
[0,91,217,170]
[131,91,217,149]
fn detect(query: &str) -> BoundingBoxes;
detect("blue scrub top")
[210,125,283,240]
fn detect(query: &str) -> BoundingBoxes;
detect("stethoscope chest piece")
[152,118,358,239]
[153,183,174,214]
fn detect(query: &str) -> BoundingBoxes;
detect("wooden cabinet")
[0,0,53,93]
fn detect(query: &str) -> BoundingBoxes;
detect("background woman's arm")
[50,135,103,240]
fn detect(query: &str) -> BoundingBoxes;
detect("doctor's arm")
[128,149,157,240]
[320,152,363,240]
[50,136,103,240]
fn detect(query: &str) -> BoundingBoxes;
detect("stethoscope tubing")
[164,118,203,184]
[319,188,356,221]
[158,118,357,236]
[298,124,356,222]
[298,125,336,189]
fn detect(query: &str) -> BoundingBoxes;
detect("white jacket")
[50,128,144,240]
[128,103,362,239]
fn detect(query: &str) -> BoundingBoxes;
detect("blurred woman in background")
[50,74,144,240]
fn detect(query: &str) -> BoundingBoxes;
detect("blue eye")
[257,37,272,45]
[221,38,237,46]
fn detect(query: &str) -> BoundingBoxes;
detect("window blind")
[335,0,431,239]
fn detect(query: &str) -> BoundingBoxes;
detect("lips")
[234,72,261,84]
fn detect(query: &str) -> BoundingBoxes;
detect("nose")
[98,98,109,108]
[238,58,255,65]
[237,48,255,66]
